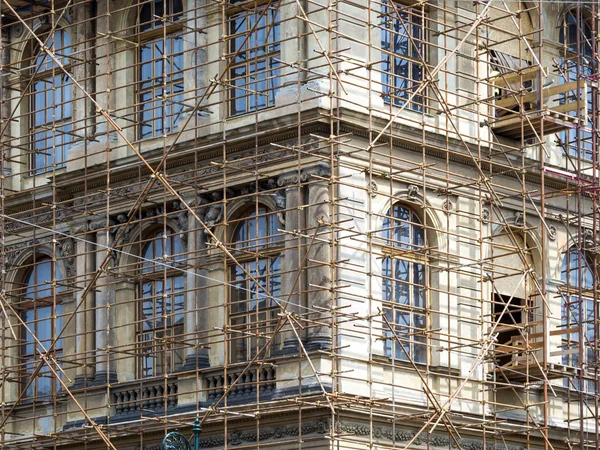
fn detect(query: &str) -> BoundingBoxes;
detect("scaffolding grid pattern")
[0,0,598,449]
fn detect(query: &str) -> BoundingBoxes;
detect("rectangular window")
[381,1,425,112]
[22,304,63,399]
[139,34,185,139]
[229,2,281,116]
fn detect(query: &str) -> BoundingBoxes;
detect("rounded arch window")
[20,258,63,398]
[138,229,185,377]
[30,29,73,172]
[381,203,427,363]
[229,206,282,363]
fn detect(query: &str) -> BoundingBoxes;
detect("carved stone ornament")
[582,228,595,247]
[548,225,557,242]
[203,192,224,228]
[336,421,526,450]
[6,208,67,232]
[407,184,420,200]
[59,238,76,278]
[277,171,301,187]
[171,201,189,250]
[369,181,378,198]
[4,240,38,267]
[111,214,133,245]
[11,23,24,38]
[514,212,524,227]
[442,199,454,214]
[481,207,490,224]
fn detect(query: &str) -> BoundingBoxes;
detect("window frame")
[137,229,186,378]
[227,0,282,117]
[558,9,595,161]
[380,0,427,112]
[379,203,428,364]
[136,0,185,140]
[29,29,74,173]
[228,205,283,363]
[560,247,596,391]
[19,258,64,400]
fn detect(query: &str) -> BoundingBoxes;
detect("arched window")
[139,230,185,377]
[30,30,73,172]
[561,247,595,391]
[138,0,185,139]
[381,204,427,363]
[20,258,63,398]
[230,206,282,363]
[559,10,594,160]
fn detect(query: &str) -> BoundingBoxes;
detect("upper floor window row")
[25,1,432,174]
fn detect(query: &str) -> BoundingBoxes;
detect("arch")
[5,245,67,295]
[375,188,443,255]
[136,227,186,377]
[112,0,188,36]
[227,203,283,363]
[17,256,64,399]
[378,201,429,363]
[118,217,184,272]
[211,194,281,248]
[11,16,72,64]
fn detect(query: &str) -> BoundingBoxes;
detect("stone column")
[0,29,12,192]
[114,280,136,381]
[277,172,304,354]
[93,228,117,384]
[72,229,96,387]
[305,165,333,351]
[182,206,210,370]
[74,1,95,134]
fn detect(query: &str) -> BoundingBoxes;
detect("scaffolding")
[0,0,598,449]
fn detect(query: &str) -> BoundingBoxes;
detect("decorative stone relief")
[171,201,189,249]
[481,207,490,224]
[117,419,329,450]
[277,171,301,187]
[369,181,378,198]
[59,238,76,278]
[582,228,594,246]
[514,212,524,227]
[407,184,420,200]
[203,192,224,228]
[336,421,526,450]
[548,225,557,242]
[442,199,454,214]
[111,214,133,244]
[5,208,67,232]
[11,23,24,38]
[4,240,38,267]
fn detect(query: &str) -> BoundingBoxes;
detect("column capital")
[277,164,331,187]
[302,163,331,180]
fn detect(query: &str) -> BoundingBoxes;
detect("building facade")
[0,0,598,449]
